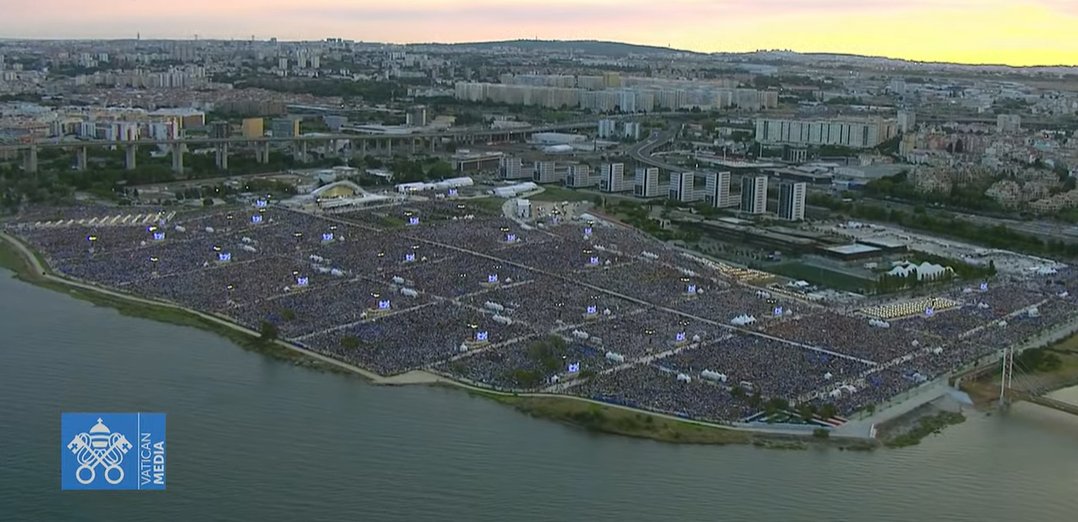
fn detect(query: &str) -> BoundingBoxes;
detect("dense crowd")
[302,302,537,375]
[661,335,870,402]
[573,364,756,423]
[764,311,933,365]
[10,202,1078,422]
[462,276,641,330]
[440,338,617,390]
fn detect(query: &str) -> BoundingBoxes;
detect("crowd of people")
[462,275,641,331]
[661,335,870,404]
[10,201,1078,423]
[303,301,537,375]
[573,364,756,423]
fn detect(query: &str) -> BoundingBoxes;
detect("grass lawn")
[528,186,597,203]
[769,262,875,293]
[482,392,753,445]
[463,197,508,214]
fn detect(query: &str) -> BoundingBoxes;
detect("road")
[0,121,600,151]
[628,127,686,173]
[810,192,1078,245]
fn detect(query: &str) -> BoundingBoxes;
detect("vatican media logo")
[61,413,166,491]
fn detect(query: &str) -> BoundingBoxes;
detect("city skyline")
[4,0,1078,67]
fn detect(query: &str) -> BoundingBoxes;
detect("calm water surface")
[2,269,1077,522]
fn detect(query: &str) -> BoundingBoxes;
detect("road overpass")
[628,127,687,173]
[1,121,599,175]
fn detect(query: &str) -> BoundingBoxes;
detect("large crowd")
[8,201,1078,423]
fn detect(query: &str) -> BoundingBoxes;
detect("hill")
[417,39,696,57]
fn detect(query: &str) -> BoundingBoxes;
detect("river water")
[2,269,1077,522]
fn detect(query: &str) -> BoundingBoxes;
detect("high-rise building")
[897,110,917,134]
[533,161,564,184]
[241,118,264,139]
[597,119,617,139]
[499,157,526,179]
[755,118,898,149]
[997,114,1022,134]
[271,117,300,138]
[670,172,702,203]
[623,122,641,141]
[406,106,428,127]
[600,163,630,193]
[209,121,230,139]
[778,182,807,221]
[704,171,732,207]
[602,72,622,88]
[634,167,662,198]
[740,175,768,214]
[565,164,596,188]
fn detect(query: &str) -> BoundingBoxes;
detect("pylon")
[999,346,1014,407]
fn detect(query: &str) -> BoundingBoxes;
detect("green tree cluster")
[810,193,1078,258]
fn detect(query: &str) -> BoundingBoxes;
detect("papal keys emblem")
[67,418,133,485]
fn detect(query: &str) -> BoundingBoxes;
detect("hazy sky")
[4,0,1077,66]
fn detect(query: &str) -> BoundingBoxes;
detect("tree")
[819,403,837,419]
[340,335,360,350]
[426,160,454,180]
[363,155,383,169]
[202,197,214,207]
[259,321,279,341]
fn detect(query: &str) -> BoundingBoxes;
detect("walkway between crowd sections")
[292,301,441,341]
[402,233,880,368]
[542,335,730,393]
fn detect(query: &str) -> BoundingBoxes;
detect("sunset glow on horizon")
[5,0,1078,66]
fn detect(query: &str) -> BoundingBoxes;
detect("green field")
[527,186,597,203]
[768,262,876,293]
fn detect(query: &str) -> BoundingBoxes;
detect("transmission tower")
[999,345,1015,407]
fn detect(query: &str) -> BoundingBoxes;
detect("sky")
[4,0,1078,66]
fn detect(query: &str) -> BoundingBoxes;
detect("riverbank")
[0,231,365,376]
[875,400,967,448]
[962,341,1078,407]
[0,230,877,449]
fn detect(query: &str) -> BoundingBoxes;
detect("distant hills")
[417,39,697,57]
[404,39,1075,71]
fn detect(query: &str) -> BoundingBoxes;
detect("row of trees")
[810,193,1078,258]
[862,171,1002,213]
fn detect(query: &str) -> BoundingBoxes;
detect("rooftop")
[823,243,881,256]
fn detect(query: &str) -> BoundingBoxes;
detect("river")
[2,269,1077,521]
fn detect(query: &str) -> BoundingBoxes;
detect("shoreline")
[0,229,1058,450]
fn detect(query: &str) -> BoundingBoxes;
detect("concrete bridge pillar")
[411,138,417,156]
[429,138,436,154]
[171,143,185,174]
[360,139,367,157]
[24,144,38,174]
[76,146,88,171]
[386,139,393,157]
[255,142,270,164]
[215,143,229,170]
[295,141,309,163]
[125,144,138,171]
